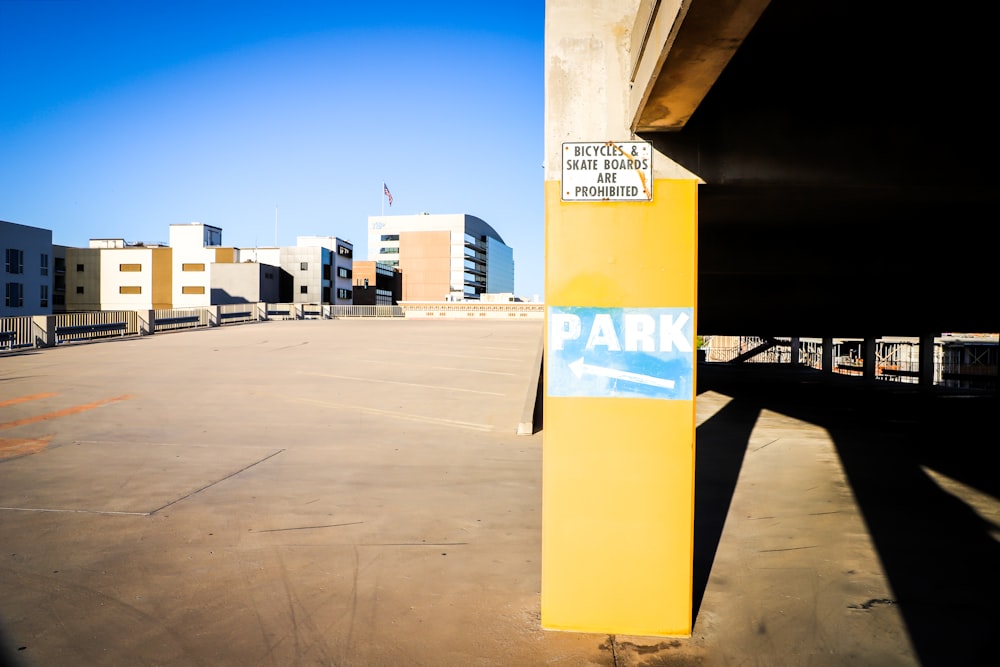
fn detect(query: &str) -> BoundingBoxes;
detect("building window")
[264,271,273,279]
[41,254,49,276]
[337,267,351,279]
[300,262,308,270]
[337,288,352,300]
[40,285,49,307]
[76,286,84,294]
[76,264,85,272]
[337,245,352,257]
[380,234,399,242]
[119,263,142,272]
[119,286,142,294]
[55,257,65,272]
[4,282,24,307]
[5,249,23,274]
[182,263,205,271]
[181,286,205,294]
[300,285,308,294]
[379,247,399,254]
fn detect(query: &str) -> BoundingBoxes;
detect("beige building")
[397,230,451,302]
[31,222,355,313]
[64,241,173,312]
[63,223,239,312]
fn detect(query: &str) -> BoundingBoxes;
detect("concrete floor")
[0,319,996,666]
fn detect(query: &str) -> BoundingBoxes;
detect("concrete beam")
[630,0,772,131]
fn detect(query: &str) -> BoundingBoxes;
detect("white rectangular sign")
[561,141,652,202]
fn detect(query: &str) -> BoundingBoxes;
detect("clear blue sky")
[0,0,545,299]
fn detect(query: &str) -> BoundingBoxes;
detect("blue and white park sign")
[547,306,694,401]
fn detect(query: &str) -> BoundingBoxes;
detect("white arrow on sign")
[568,357,675,390]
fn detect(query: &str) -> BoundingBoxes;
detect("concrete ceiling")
[629,0,999,336]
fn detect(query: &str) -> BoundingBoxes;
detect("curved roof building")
[367,213,514,301]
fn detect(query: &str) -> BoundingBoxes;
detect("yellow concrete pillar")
[542,173,698,637]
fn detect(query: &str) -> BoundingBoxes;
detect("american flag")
[383,183,393,206]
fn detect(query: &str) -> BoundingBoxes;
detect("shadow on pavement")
[695,363,999,666]
[0,621,25,667]
[691,394,758,620]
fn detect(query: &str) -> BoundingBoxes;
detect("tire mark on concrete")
[0,565,198,665]
[261,547,340,665]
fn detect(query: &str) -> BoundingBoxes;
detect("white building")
[86,241,171,311]
[366,213,514,301]
[170,223,235,308]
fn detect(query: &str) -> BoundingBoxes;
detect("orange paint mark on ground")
[0,392,58,408]
[0,435,53,460]
[0,395,134,430]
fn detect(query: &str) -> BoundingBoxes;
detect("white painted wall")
[99,247,155,310]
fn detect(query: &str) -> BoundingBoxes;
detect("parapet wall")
[399,301,544,320]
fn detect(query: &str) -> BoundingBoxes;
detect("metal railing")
[3,302,535,351]
[219,303,259,324]
[5,311,994,392]
[153,308,210,332]
[0,316,33,349]
[702,335,997,391]
[329,305,404,318]
[53,311,139,342]
[264,303,297,320]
